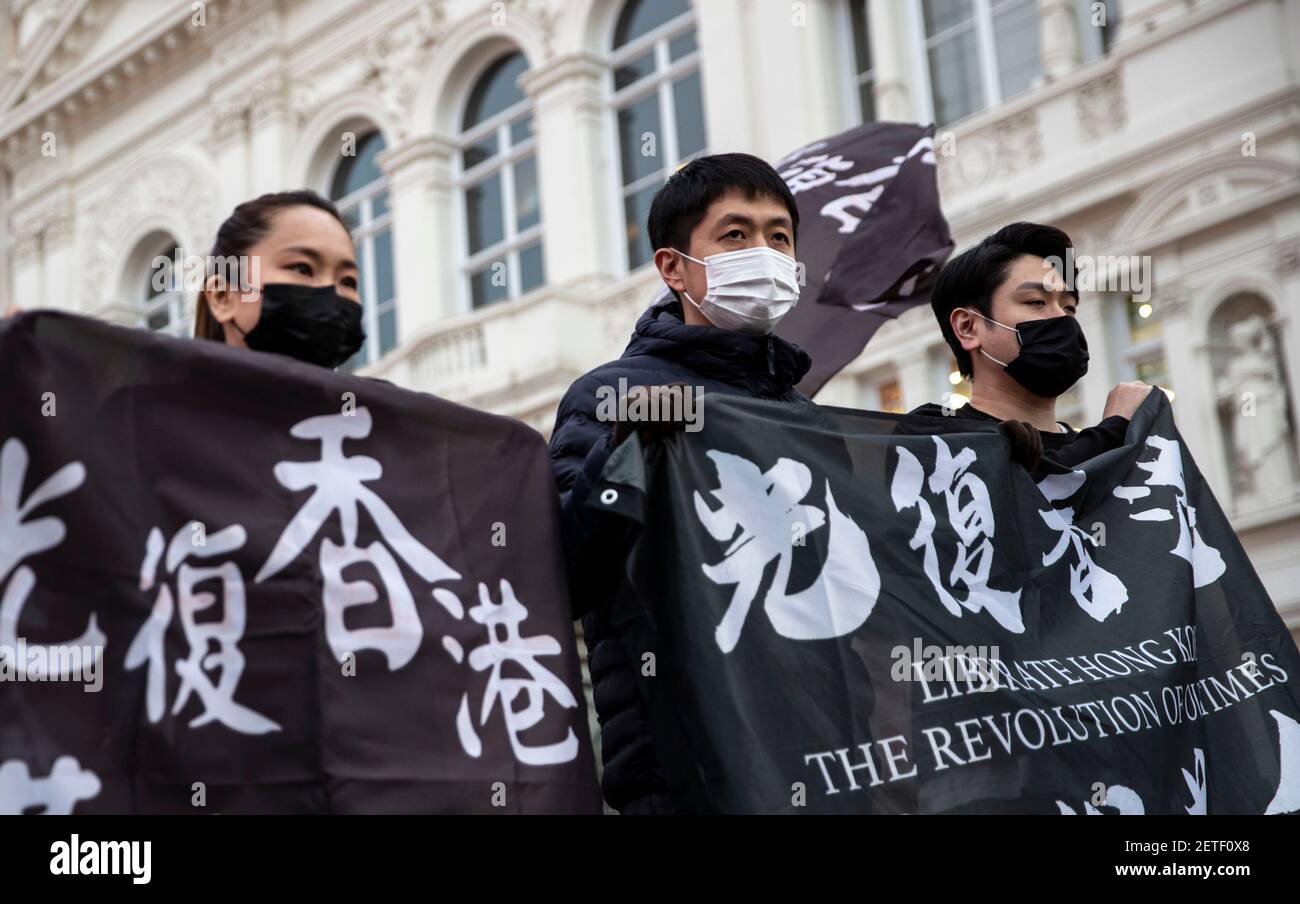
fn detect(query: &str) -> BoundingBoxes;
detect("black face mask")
[235,283,365,369]
[972,311,1089,398]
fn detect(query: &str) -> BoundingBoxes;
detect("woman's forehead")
[262,206,354,255]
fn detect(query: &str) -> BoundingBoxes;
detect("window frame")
[331,131,397,368]
[607,4,706,273]
[456,56,545,312]
[1108,291,1169,387]
[842,1,877,123]
[911,0,1043,126]
[139,239,186,338]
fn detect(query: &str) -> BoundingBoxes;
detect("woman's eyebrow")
[280,245,323,263]
[280,246,358,270]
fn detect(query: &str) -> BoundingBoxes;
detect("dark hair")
[647,153,799,254]
[931,221,1076,378]
[194,190,348,342]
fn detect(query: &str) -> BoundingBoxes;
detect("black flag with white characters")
[592,390,1300,814]
[0,312,600,815]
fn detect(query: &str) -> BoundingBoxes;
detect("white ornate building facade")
[2,0,1298,635]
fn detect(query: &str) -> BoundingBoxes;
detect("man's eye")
[725,229,744,240]
[772,233,790,244]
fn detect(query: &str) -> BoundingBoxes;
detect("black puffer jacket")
[549,290,813,814]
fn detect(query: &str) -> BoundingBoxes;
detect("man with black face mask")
[911,222,1153,471]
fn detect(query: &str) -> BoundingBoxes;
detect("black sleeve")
[548,376,638,620]
[1043,415,1129,469]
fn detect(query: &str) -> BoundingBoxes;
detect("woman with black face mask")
[195,190,365,369]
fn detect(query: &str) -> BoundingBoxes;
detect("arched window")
[610,0,706,270]
[137,236,184,336]
[330,129,396,369]
[458,51,544,309]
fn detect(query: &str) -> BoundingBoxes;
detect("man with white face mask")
[548,153,815,815]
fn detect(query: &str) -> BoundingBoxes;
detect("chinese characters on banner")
[0,312,600,814]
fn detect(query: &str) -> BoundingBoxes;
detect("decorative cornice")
[1155,278,1193,318]
[355,0,449,141]
[377,132,457,177]
[936,108,1043,198]
[505,0,559,60]
[0,0,236,145]
[519,51,605,99]
[78,154,219,307]
[247,75,293,129]
[1074,69,1128,142]
[9,187,74,263]
[1273,237,1300,279]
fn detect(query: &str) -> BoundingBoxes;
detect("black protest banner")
[593,391,1300,814]
[0,312,600,814]
[773,122,954,396]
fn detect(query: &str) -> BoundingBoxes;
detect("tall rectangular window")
[921,0,1042,125]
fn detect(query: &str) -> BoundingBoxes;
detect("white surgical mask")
[675,246,800,334]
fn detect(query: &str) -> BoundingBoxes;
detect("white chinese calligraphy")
[1182,747,1207,815]
[0,756,101,815]
[1113,435,1226,587]
[0,437,103,679]
[1265,709,1300,815]
[1056,783,1145,815]
[255,408,461,670]
[779,135,935,235]
[126,523,279,734]
[1036,470,1128,622]
[891,436,1025,633]
[694,450,879,654]
[453,580,579,767]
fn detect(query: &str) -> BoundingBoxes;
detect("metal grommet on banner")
[599,488,619,505]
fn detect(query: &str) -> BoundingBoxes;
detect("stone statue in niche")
[1215,314,1297,508]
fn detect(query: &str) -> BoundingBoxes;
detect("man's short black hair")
[647,152,799,254]
[931,221,1077,378]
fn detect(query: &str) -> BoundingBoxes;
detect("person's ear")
[950,307,981,353]
[654,247,688,294]
[202,272,240,325]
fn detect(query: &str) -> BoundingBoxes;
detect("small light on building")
[1137,303,1153,319]
[948,370,963,385]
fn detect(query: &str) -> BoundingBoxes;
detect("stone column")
[204,93,252,218]
[1073,290,1111,423]
[899,349,934,412]
[1039,0,1083,81]
[521,52,617,288]
[247,75,292,197]
[693,0,758,152]
[869,0,919,121]
[1162,283,1235,504]
[377,133,459,338]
